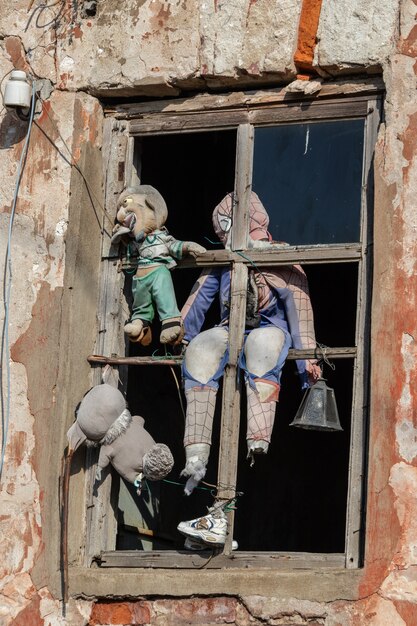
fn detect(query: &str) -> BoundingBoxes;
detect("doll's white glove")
[183,243,206,258]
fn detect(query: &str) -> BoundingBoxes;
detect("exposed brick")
[90,601,134,625]
[4,36,31,72]
[132,601,151,625]
[294,0,323,72]
[153,597,237,624]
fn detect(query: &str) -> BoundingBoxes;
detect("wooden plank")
[98,550,345,569]
[128,110,247,134]
[85,122,130,566]
[104,244,362,265]
[101,123,129,258]
[216,262,248,555]
[87,347,357,367]
[85,258,126,565]
[214,128,254,554]
[127,100,368,136]
[231,124,254,250]
[176,244,362,267]
[124,136,140,189]
[248,100,367,126]
[345,98,380,569]
[111,78,384,119]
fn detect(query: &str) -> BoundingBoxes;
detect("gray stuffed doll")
[67,384,174,492]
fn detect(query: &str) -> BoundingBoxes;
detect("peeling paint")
[396,419,417,463]
[2,1,417,625]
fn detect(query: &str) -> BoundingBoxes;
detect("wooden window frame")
[83,80,382,573]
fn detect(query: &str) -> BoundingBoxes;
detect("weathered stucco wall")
[2,0,417,624]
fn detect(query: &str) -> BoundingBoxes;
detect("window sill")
[69,564,362,602]
[97,550,345,569]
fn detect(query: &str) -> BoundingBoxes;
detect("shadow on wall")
[0,111,29,148]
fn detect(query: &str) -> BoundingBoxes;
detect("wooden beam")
[104,244,362,265]
[345,98,380,569]
[231,124,254,250]
[87,347,357,367]
[127,100,368,136]
[108,79,384,119]
[98,549,345,569]
[216,262,248,555]
[85,119,128,566]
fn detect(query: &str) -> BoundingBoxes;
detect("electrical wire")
[35,96,114,231]
[0,82,37,481]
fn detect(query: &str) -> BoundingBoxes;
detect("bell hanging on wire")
[290,378,343,432]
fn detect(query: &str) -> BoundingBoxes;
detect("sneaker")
[177,512,227,546]
[184,537,238,551]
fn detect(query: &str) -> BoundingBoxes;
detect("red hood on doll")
[212,191,272,245]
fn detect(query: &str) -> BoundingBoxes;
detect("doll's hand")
[111,223,133,245]
[306,360,322,385]
[183,242,206,258]
[172,339,188,356]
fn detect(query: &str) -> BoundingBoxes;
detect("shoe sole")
[184,538,238,551]
[177,523,226,546]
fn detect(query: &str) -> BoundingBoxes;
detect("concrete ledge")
[69,566,362,602]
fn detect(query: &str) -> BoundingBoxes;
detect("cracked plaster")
[315,0,400,71]
[2,0,417,624]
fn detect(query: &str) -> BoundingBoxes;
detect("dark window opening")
[114,128,362,554]
[117,130,236,550]
[253,120,364,245]
[235,264,357,553]
[118,264,357,552]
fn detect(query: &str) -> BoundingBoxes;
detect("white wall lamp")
[4,70,35,121]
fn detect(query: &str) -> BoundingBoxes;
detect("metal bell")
[290,378,343,432]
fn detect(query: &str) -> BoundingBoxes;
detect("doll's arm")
[160,231,206,259]
[181,269,221,342]
[95,447,112,482]
[263,266,321,387]
[182,242,206,257]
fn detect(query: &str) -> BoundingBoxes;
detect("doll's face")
[212,192,271,248]
[116,192,161,239]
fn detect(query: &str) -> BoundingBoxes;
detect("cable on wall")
[0,81,36,481]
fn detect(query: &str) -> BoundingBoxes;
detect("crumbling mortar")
[69,583,417,625]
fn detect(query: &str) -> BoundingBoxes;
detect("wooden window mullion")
[85,120,129,565]
[345,99,380,567]
[217,124,254,554]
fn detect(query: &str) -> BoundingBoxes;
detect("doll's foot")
[124,319,152,346]
[247,439,269,455]
[181,443,210,495]
[246,439,269,467]
[160,317,184,345]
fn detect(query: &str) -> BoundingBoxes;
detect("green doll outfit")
[132,265,181,322]
[136,228,184,270]
[130,228,184,323]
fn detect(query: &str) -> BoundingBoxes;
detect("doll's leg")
[181,327,229,494]
[150,266,184,345]
[243,326,289,457]
[124,276,154,345]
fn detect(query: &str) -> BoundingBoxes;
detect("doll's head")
[67,384,132,451]
[212,191,272,248]
[112,185,168,243]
